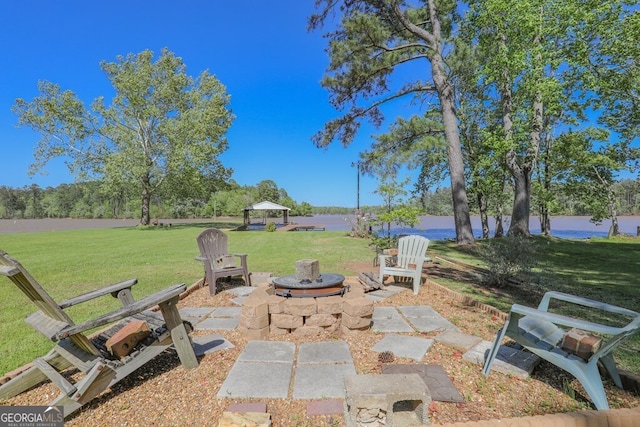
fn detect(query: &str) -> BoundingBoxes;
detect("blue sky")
[0,1,394,208]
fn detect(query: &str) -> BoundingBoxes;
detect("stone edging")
[436,407,640,426]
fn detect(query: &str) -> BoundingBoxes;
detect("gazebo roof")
[242,201,291,211]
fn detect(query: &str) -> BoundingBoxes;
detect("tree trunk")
[477,191,490,239]
[140,175,151,226]
[494,206,504,238]
[432,55,474,245]
[509,169,532,236]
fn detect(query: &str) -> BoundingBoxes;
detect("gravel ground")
[3,262,640,426]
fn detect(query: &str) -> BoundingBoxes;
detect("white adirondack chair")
[483,291,640,410]
[378,235,430,295]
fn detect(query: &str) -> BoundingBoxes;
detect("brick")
[343,297,374,317]
[238,325,269,341]
[271,313,304,329]
[239,313,269,330]
[561,328,602,360]
[284,298,317,316]
[305,313,338,327]
[266,295,286,314]
[218,411,271,427]
[316,295,344,314]
[341,312,372,329]
[106,320,151,358]
[227,402,267,413]
[306,399,344,415]
[241,298,269,318]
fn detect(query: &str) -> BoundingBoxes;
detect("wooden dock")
[277,224,326,232]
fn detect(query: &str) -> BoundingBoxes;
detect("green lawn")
[0,223,374,374]
[429,235,640,373]
[2,225,640,377]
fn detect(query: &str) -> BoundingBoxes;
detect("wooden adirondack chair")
[483,291,640,410]
[0,249,198,418]
[196,228,251,295]
[378,235,430,295]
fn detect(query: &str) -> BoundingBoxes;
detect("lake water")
[288,214,640,240]
[1,215,638,239]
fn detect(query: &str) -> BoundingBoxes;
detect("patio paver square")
[372,333,433,361]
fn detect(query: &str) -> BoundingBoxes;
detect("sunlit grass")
[0,224,374,373]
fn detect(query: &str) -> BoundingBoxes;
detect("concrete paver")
[381,364,464,403]
[217,341,295,398]
[293,341,356,399]
[372,307,414,333]
[463,340,540,379]
[435,330,482,352]
[179,307,215,326]
[195,317,239,330]
[398,305,460,333]
[192,334,234,356]
[372,333,434,362]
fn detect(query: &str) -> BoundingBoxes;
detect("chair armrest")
[379,254,393,265]
[511,304,628,336]
[195,256,207,262]
[58,279,138,309]
[55,283,186,340]
[538,291,640,318]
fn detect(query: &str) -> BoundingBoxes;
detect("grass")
[429,235,640,372]
[0,222,374,374]
[2,224,640,376]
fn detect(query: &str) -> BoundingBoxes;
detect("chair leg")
[599,353,623,388]
[483,325,508,376]
[159,297,199,369]
[243,266,251,286]
[566,361,610,410]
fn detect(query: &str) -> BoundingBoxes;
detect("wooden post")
[158,296,198,369]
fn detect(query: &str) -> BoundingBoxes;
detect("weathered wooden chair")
[483,291,640,410]
[378,235,430,295]
[0,249,198,418]
[196,228,251,295]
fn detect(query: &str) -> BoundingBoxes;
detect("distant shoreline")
[1,215,639,237]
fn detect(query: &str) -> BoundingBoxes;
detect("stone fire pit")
[238,259,374,339]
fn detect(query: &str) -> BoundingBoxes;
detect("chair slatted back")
[197,228,229,263]
[397,235,430,268]
[0,250,99,355]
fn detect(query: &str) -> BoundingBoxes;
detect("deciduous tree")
[14,48,234,225]
[310,0,475,244]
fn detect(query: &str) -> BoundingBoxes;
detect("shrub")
[265,221,277,232]
[474,235,539,287]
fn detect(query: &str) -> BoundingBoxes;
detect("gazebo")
[242,200,290,226]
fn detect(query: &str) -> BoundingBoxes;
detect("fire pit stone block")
[271,313,304,329]
[284,298,317,316]
[343,297,375,317]
[238,325,269,340]
[295,259,320,281]
[342,312,373,329]
[306,313,339,327]
[292,325,324,336]
[266,294,286,314]
[240,312,269,329]
[241,297,268,318]
[317,295,344,315]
